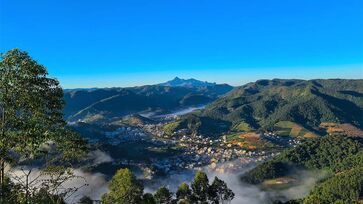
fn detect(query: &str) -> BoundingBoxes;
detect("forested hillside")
[241,135,363,203]
[169,79,363,136]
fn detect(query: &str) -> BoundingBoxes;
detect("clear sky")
[1,0,362,88]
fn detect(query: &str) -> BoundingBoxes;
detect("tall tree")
[141,193,156,204]
[154,186,172,204]
[101,168,143,204]
[176,182,192,201]
[191,171,209,203]
[0,49,87,203]
[208,177,234,204]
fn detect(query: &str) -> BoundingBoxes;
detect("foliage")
[29,188,66,204]
[163,121,181,135]
[0,49,88,203]
[141,193,156,204]
[304,167,363,204]
[172,79,363,136]
[0,177,21,204]
[101,168,143,204]
[208,177,234,204]
[241,160,289,184]
[0,177,67,204]
[0,48,65,159]
[242,135,363,203]
[101,169,235,204]
[241,135,362,184]
[154,186,173,204]
[232,121,253,132]
[191,171,209,202]
[167,114,231,137]
[283,136,361,171]
[176,182,192,201]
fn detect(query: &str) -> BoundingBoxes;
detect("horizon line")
[62,77,363,90]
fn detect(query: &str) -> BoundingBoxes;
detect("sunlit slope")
[171,79,363,136]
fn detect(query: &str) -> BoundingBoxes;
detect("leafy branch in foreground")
[0,49,88,203]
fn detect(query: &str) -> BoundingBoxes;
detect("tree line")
[88,168,234,204]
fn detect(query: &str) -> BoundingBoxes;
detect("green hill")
[120,114,156,126]
[240,135,363,203]
[240,135,362,184]
[304,167,363,204]
[170,79,363,136]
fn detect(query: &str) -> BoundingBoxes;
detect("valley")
[63,78,363,202]
[2,1,362,203]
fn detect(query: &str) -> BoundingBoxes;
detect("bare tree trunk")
[25,170,32,204]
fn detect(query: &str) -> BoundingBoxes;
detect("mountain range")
[63,78,233,122]
[158,77,218,87]
[167,79,363,137]
[64,78,363,138]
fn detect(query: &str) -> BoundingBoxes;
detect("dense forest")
[167,79,363,136]
[241,135,363,203]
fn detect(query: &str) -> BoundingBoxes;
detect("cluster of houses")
[81,118,297,177]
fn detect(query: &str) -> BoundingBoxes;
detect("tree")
[101,168,143,204]
[141,193,156,204]
[191,171,209,202]
[0,49,87,203]
[154,186,172,204]
[0,176,21,204]
[208,177,234,204]
[0,48,64,161]
[29,188,66,204]
[176,182,192,201]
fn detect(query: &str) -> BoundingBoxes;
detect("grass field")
[320,122,363,137]
[232,121,253,132]
[225,132,276,150]
[261,177,298,190]
[274,121,317,138]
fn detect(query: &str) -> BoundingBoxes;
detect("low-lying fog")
[140,105,206,119]
[8,151,326,203]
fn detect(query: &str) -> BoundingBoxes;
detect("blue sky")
[1,0,362,88]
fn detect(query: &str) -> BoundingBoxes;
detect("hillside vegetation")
[169,79,363,136]
[241,135,362,184]
[241,135,363,203]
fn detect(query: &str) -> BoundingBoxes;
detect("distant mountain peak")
[159,77,218,87]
